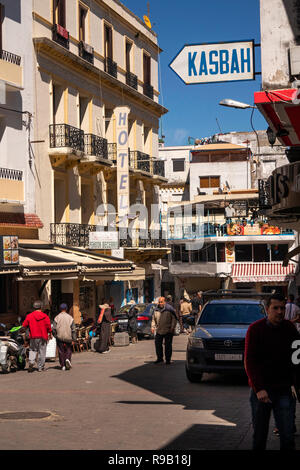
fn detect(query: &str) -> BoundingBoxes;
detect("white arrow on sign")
[169,41,255,85]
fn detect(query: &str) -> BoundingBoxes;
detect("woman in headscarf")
[96,300,112,354]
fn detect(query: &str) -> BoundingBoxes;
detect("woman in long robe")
[96,302,112,353]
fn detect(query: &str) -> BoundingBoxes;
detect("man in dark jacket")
[22,300,52,372]
[151,297,177,365]
[245,293,300,450]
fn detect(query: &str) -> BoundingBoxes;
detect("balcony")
[52,24,70,49]
[153,159,165,178]
[50,223,167,249]
[167,221,294,240]
[126,71,138,90]
[143,83,154,100]
[129,151,166,180]
[49,124,84,151]
[49,124,84,165]
[78,41,94,65]
[0,49,22,90]
[84,134,108,162]
[130,151,151,173]
[0,167,24,203]
[104,57,117,79]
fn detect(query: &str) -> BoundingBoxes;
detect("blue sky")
[123,0,266,146]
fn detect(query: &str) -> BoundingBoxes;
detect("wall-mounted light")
[266,126,276,146]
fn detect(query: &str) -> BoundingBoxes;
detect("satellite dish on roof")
[143,15,152,29]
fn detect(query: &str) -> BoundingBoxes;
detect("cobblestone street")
[1,334,299,451]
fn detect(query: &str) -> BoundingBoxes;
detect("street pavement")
[0,333,300,451]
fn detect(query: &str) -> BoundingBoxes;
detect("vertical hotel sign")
[116,107,130,225]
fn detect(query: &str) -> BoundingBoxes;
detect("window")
[173,159,185,172]
[235,244,252,262]
[126,40,132,72]
[217,243,225,262]
[253,244,269,262]
[200,176,220,188]
[181,246,189,263]
[79,4,87,42]
[172,245,181,262]
[271,244,288,262]
[143,53,151,85]
[104,24,113,60]
[53,0,66,28]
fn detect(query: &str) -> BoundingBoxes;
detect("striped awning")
[231,262,296,283]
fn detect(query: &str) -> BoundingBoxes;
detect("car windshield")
[198,303,266,325]
[118,304,147,315]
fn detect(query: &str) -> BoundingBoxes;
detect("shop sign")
[225,242,235,263]
[227,223,281,236]
[116,107,130,223]
[169,40,255,84]
[111,248,124,259]
[0,235,19,266]
[89,231,119,249]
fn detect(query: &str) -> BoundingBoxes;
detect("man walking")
[285,294,300,333]
[191,291,203,327]
[52,303,76,370]
[22,300,52,372]
[245,293,300,450]
[151,297,177,365]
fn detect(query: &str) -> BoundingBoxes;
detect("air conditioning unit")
[290,46,300,76]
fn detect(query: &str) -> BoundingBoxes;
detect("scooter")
[0,325,27,373]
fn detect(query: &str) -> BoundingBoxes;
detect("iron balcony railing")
[0,167,23,181]
[78,41,94,65]
[130,151,151,173]
[52,24,70,49]
[143,83,154,100]
[126,71,138,90]
[153,159,165,177]
[129,151,165,178]
[49,124,84,152]
[0,49,21,66]
[258,179,272,210]
[108,143,117,162]
[50,223,168,248]
[104,57,117,78]
[84,134,108,159]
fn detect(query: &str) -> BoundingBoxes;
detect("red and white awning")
[254,89,300,147]
[231,262,295,283]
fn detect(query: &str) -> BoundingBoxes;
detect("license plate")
[118,320,128,323]
[214,354,242,361]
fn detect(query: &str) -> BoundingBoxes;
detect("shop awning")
[231,262,296,283]
[14,241,145,281]
[254,89,300,147]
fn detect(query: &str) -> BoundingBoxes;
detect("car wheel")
[185,366,203,383]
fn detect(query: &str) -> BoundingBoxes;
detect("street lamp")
[219,99,257,109]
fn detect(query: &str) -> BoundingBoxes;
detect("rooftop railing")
[0,49,21,66]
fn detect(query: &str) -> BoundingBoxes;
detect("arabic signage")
[89,231,119,249]
[0,235,19,266]
[227,223,281,236]
[169,40,255,84]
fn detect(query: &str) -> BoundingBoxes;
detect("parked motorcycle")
[0,325,27,373]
